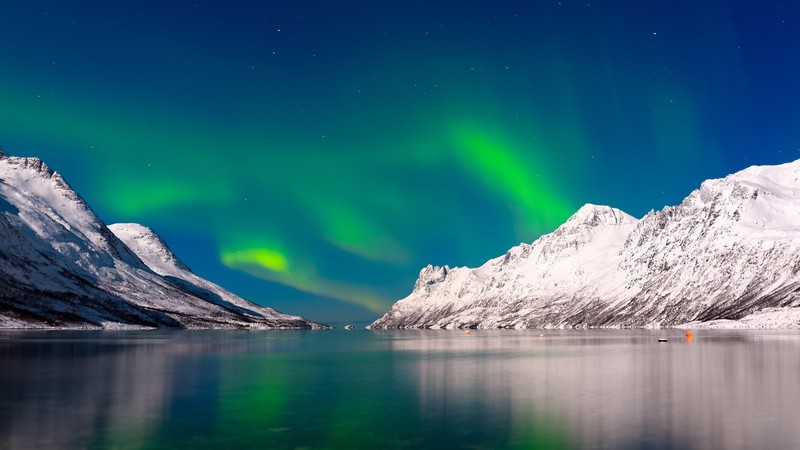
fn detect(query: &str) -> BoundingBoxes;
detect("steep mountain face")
[370,161,800,329]
[108,223,310,325]
[0,149,325,329]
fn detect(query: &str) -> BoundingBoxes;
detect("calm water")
[0,329,799,449]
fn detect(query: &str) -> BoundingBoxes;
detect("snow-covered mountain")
[370,160,800,329]
[0,148,326,329]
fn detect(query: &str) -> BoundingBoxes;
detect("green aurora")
[1,1,799,321]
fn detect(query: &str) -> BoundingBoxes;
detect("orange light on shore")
[686,331,693,342]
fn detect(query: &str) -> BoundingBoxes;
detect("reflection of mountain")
[0,331,302,449]
[0,149,324,329]
[373,160,800,329]
[392,332,800,449]
[0,331,292,449]
[1,331,798,448]
[0,332,176,448]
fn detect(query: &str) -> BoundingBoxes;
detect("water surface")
[0,329,798,449]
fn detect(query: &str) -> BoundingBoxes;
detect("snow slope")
[0,148,325,329]
[370,160,800,329]
[108,223,312,326]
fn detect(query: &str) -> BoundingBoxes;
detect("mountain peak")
[372,158,800,330]
[109,223,192,274]
[564,204,637,228]
[1,155,53,178]
[677,159,800,217]
[0,146,6,159]
[413,264,451,291]
[729,158,800,179]
[724,159,800,192]
[1,151,325,329]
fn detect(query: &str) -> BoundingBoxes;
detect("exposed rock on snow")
[678,307,800,329]
[370,161,800,329]
[0,150,326,329]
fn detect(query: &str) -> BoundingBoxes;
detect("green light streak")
[0,81,235,217]
[316,203,411,266]
[220,246,390,313]
[448,124,576,237]
[221,248,289,273]
[0,59,593,316]
[103,176,232,216]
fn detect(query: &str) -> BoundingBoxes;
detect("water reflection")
[0,332,176,448]
[0,330,798,449]
[0,331,269,449]
[395,331,800,449]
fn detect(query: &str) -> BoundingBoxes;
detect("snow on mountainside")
[108,223,310,324]
[0,148,325,329]
[370,161,800,329]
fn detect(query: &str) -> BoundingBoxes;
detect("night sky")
[2,1,799,322]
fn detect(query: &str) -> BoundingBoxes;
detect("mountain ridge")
[370,160,800,329]
[0,150,326,329]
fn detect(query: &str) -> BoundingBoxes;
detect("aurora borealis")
[1,1,799,322]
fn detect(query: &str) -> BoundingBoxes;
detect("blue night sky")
[1,1,799,322]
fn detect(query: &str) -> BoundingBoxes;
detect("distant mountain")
[370,160,800,329]
[0,148,326,329]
